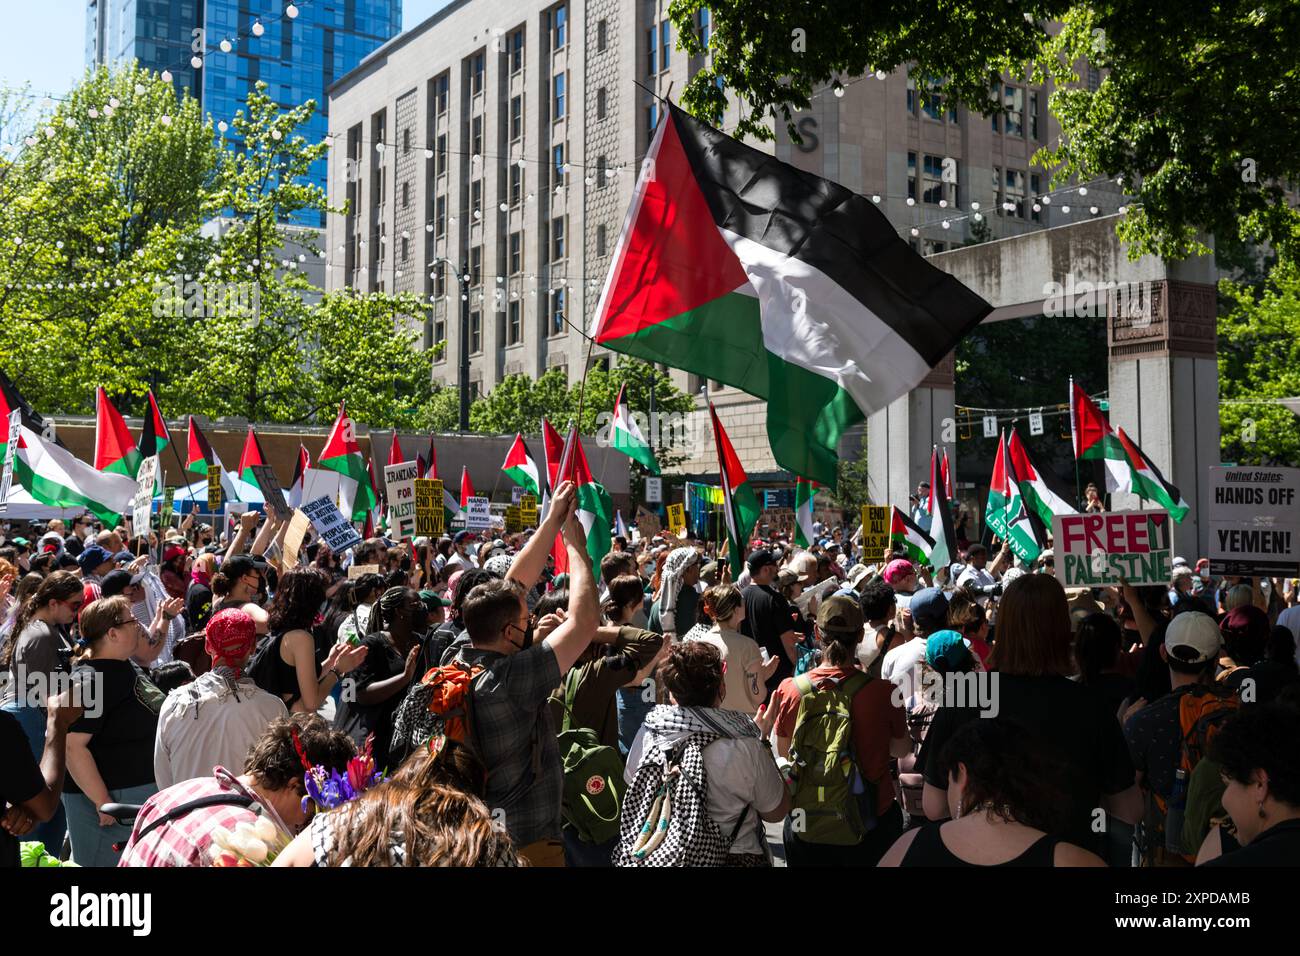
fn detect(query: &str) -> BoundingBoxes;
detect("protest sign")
[224,501,249,541]
[384,460,419,538]
[505,504,522,533]
[283,509,312,567]
[348,564,381,580]
[414,478,444,536]
[645,477,663,504]
[302,495,363,554]
[250,464,292,522]
[859,505,890,558]
[133,456,158,537]
[1052,510,1173,586]
[511,485,524,505]
[1207,466,1300,577]
[519,494,538,529]
[206,464,222,512]
[667,503,686,536]
[0,409,20,514]
[301,468,342,510]
[159,487,176,530]
[465,495,491,531]
[635,505,661,540]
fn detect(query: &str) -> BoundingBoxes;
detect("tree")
[669,1,1300,266]
[1218,263,1300,466]
[830,433,870,513]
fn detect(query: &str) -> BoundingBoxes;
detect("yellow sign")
[414,478,444,536]
[667,503,686,536]
[206,465,222,512]
[519,494,538,529]
[505,504,522,534]
[860,505,891,560]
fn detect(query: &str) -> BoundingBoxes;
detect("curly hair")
[267,567,327,634]
[244,713,355,792]
[660,640,723,707]
[1211,703,1300,807]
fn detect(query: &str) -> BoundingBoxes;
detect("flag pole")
[1069,376,1083,509]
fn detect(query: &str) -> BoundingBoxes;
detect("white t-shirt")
[856,623,891,672]
[956,566,996,591]
[445,551,478,574]
[1277,605,1300,666]
[625,727,784,856]
[881,637,927,708]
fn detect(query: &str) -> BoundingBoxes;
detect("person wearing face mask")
[332,587,429,772]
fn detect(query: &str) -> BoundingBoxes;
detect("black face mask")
[505,620,534,651]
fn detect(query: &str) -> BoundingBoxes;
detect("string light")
[252,20,265,37]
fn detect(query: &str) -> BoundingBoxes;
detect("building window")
[1029,91,1040,140]
[1030,173,1042,222]
[553,143,565,184]
[510,28,524,73]
[553,72,566,120]
[470,245,482,284]
[596,155,607,187]
[596,87,607,120]
[435,195,446,237]
[434,313,446,343]
[508,301,521,344]
[471,115,483,156]
[661,21,671,70]
[551,288,566,335]
[470,311,482,353]
[597,18,607,52]
[509,231,522,273]
[647,27,658,75]
[596,223,607,257]
[700,7,711,46]
[435,74,449,115]
[436,133,447,176]
[402,181,410,208]
[402,236,410,261]
[1003,85,1024,137]
[471,179,482,217]
[551,217,566,260]
[471,52,485,95]
[509,165,522,206]
[510,95,523,140]
[647,102,659,138]
[995,167,1026,218]
[922,155,952,205]
[434,261,447,297]
[553,5,568,49]
[907,152,916,201]
[402,128,411,154]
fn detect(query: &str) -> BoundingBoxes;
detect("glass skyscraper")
[87,0,401,226]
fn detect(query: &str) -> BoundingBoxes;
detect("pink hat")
[883,559,916,584]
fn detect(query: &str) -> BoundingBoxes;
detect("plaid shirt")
[117,767,291,867]
[454,642,562,847]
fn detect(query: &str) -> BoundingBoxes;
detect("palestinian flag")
[288,444,310,510]
[986,431,1011,539]
[238,426,270,490]
[0,371,61,454]
[459,466,475,510]
[366,457,384,532]
[1008,429,1076,529]
[139,390,172,459]
[15,424,137,523]
[319,403,375,521]
[423,436,439,480]
[589,103,991,490]
[1070,378,1130,494]
[610,383,659,474]
[502,433,541,496]
[557,425,614,569]
[1001,446,1046,563]
[95,387,142,478]
[186,416,221,476]
[709,403,761,578]
[387,433,404,467]
[1116,427,1190,522]
[928,446,957,573]
[541,417,565,494]
[890,506,934,566]
[794,477,816,548]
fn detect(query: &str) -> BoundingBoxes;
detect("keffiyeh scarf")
[658,547,699,636]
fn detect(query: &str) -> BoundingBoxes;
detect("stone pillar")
[1106,257,1219,558]
[868,352,955,512]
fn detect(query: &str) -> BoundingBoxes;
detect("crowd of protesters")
[2,480,1299,868]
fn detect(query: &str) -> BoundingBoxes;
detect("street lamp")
[429,256,471,431]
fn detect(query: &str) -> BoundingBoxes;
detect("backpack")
[614,730,750,867]
[550,667,626,846]
[244,632,285,695]
[388,660,485,767]
[1143,684,1240,864]
[786,670,876,846]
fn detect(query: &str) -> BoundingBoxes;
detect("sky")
[0,0,454,105]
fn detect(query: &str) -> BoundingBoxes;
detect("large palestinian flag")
[610,383,660,474]
[1070,379,1129,493]
[502,433,541,497]
[890,507,934,566]
[927,446,957,573]
[987,431,1043,563]
[589,103,991,490]
[319,403,375,521]
[1116,427,1190,522]
[16,424,136,523]
[709,403,761,578]
[95,387,142,478]
[0,371,61,455]
[559,426,613,569]
[1008,429,1077,529]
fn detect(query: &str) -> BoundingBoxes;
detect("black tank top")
[900,823,1060,867]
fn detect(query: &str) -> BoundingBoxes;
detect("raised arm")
[507,480,575,590]
[543,508,599,674]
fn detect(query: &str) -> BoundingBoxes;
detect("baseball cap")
[418,589,451,611]
[882,559,916,585]
[99,569,136,598]
[453,530,474,544]
[909,587,951,633]
[926,630,975,672]
[1164,611,1221,665]
[817,593,864,636]
[747,549,777,573]
[163,543,187,563]
[11,537,28,548]
[220,554,268,581]
[77,545,113,571]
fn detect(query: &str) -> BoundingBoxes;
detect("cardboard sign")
[160,488,176,530]
[666,503,686,535]
[384,460,419,538]
[519,494,538,528]
[302,495,363,554]
[645,477,663,504]
[414,478,444,536]
[348,563,381,580]
[1052,510,1173,586]
[301,468,342,510]
[250,464,292,522]
[0,409,21,514]
[283,508,312,567]
[859,505,891,559]
[133,456,159,537]
[635,505,661,540]
[206,464,222,512]
[505,504,522,533]
[1208,466,1300,577]
[465,495,491,530]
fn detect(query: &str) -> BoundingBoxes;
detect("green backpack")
[786,670,876,846]
[553,668,626,846]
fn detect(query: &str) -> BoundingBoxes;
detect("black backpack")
[244,632,286,695]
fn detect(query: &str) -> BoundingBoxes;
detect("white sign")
[0,409,21,513]
[384,460,419,538]
[511,485,524,505]
[982,416,998,439]
[1208,466,1300,577]
[645,476,663,504]
[302,495,363,554]
[132,456,159,536]
[465,495,491,530]
[1052,510,1174,586]
[300,468,342,509]
[1029,411,1044,436]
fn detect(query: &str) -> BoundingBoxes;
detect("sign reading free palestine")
[1052,511,1174,587]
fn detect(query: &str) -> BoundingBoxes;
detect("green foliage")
[830,432,870,513]
[1218,263,1300,466]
